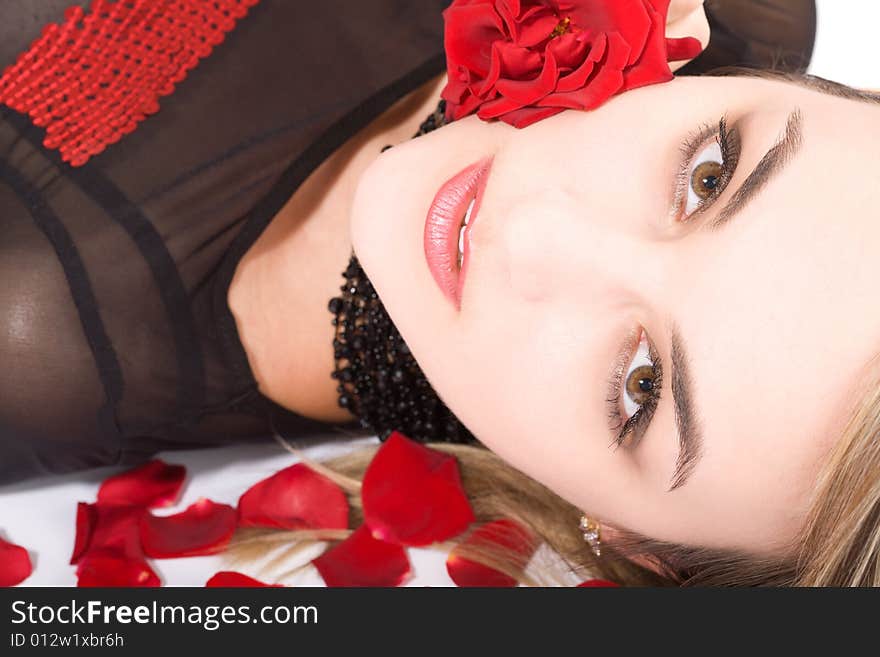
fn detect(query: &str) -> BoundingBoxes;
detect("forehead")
[646,84,880,549]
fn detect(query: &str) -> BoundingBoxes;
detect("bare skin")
[227,71,448,424]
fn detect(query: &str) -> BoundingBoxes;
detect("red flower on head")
[441,0,704,128]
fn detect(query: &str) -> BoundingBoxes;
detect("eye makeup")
[605,326,664,450]
[672,116,742,221]
[605,115,743,453]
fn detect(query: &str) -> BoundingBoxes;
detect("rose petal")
[447,519,538,587]
[577,579,620,587]
[70,502,97,564]
[538,31,628,110]
[97,459,186,509]
[0,536,33,587]
[494,50,558,106]
[237,462,349,530]
[362,431,475,547]
[666,36,703,62]
[554,32,606,93]
[516,11,561,48]
[442,2,506,77]
[620,2,674,92]
[70,503,147,565]
[141,498,237,559]
[76,555,160,587]
[493,40,543,84]
[496,105,565,128]
[312,525,411,587]
[205,572,282,587]
[571,0,652,66]
[476,92,524,120]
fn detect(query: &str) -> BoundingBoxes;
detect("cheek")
[435,298,639,512]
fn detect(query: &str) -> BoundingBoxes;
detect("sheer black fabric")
[0,0,815,486]
[0,0,450,484]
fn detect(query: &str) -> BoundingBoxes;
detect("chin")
[348,154,417,367]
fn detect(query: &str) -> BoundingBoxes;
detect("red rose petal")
[237,462,349,530]
[362,432,475,547]
[70,503,148,565]
[313,525,411,587]
[666,36,703,62]
[447,519,538,587]
[442,2,505,74]
[554,32,606,94]
[573,0,652,66]
[97,459,186,509]
[141,498,237,559]
[0,536,33,587]
[70,502,98,564]
[76,555,160,587]
[620,1,674,92]
[577,579,620,587]
[494,50,559,106]
[205,572,282,587]
[495,105,565,129]
[441,0,696,128]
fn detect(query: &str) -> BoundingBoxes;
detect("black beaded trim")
[328,99,479,445]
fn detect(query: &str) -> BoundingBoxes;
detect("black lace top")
[0,0,450,484]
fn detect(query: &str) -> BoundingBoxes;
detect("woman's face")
[349,75,880,555]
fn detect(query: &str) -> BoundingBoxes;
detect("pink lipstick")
[423,155,493,310]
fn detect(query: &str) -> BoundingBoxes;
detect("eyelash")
[605,117,740,449]
[605,329,663,449]
[674,116,741,221]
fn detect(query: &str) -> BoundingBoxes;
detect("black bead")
[325,101,481,447]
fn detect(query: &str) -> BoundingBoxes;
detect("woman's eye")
[621,332,658,420]
[684,139,725,216]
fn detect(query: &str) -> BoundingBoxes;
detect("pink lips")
[424,155,493,310]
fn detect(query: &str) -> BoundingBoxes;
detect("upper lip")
[423,155,493,310]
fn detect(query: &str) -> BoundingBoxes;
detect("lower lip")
[423,155,493,310]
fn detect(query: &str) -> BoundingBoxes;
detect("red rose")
[441,0,703,128]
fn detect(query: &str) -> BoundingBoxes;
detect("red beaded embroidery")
[0,0,261,167]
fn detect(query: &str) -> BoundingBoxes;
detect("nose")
[496,185,667,307]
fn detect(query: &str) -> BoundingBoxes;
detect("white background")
[810,0,880,87]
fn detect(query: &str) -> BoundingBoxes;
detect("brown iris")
[625,365,656,405]
[691,160,723,200]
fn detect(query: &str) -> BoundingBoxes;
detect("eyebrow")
[666,109,805,491]
[667,322,703,491]
[707,108,804,231]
